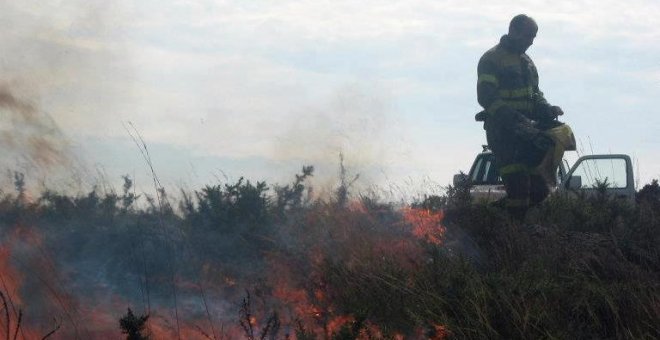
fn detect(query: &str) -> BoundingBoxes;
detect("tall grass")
[0,171,657,339]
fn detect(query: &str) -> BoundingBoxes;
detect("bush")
[1,171,657,339]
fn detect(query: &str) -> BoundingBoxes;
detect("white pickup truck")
[453,147,636,203]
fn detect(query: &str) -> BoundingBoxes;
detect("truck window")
[469,154,502,185]
[470,158,484,182]
[570,158,628,189]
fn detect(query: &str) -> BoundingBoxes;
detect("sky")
[1,0,659,200]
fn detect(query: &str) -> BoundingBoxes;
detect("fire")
[0,245,25,339]
[266,253,327,330]
[0,246,23,305]
[429,323,450,340]
[402,208,446,245]
[0,225,90,339]
[0,192,452,339]
[326,315,354,334]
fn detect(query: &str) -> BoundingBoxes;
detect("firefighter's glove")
[550,106,564,116]
[537,105,564,122]
[475,110,488,122]
[532,133,555,151]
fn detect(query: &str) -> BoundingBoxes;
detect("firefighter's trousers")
[485,118,549,218]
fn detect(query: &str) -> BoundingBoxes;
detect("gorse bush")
[0,169,657,339]
[183,178,270,233]
[314,198,657,339]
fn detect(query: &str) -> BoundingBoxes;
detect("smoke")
[0,85,83,194]
[273,84,413,196]
[0,87,71,169]
[276,85,401,163]
[0,2,132,192]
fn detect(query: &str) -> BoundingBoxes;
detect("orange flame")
[0,200,452,339]
[402,208,446,245]
[430,323,450,339]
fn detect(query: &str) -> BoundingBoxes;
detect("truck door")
[561,154,635,202]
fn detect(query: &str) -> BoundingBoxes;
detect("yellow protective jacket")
[477,35,552,122]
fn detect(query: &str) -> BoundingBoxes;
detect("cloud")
[1,0,658,189]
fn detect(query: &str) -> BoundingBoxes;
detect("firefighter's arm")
[477,57,520,125]
[533,86,563,120]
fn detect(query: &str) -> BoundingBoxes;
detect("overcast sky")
[1,0,659,199]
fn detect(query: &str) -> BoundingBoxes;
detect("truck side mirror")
[453,173,469,187]
[567,175,582,190]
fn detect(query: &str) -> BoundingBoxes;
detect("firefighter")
[476,14,564,219]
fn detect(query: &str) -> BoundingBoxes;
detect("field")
[0,168,658,339]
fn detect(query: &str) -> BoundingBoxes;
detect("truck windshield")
[469,154,502,185]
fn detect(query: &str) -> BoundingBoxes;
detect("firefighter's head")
[508,14,538,53]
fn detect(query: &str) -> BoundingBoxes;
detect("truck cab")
[454,147,635,203]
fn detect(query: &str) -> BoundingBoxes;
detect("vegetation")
[0,169,657,339]
[119,309,150,340]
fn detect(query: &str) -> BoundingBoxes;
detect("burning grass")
[0,170,658,339]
